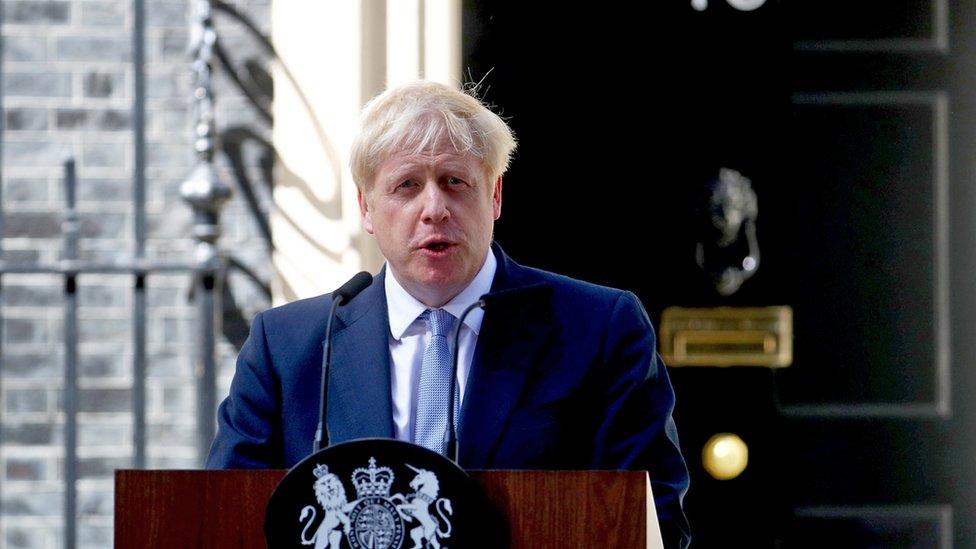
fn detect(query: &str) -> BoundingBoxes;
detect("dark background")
[463,1,976,546]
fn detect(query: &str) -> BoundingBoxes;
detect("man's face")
[358,137,502,307]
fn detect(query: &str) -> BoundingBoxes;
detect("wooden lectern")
[115,469,663,548]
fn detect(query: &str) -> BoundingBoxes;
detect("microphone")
[333,271,373,303]
[441,287,549,461]
[444,295,489,463]
[314,271,373,452]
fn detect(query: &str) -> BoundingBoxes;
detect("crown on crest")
[352,457,394,498]
[312,463,331,479]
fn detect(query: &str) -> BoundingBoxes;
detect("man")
[207,80,691,547]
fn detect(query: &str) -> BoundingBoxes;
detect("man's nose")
[420,184,450,223]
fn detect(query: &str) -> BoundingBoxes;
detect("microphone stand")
[313,271,373,452]
[314,296,344,452]
[445,298,487,463]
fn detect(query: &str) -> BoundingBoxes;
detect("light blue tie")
[414,308,460,454]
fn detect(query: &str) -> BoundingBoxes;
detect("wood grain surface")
[115,469,651,548]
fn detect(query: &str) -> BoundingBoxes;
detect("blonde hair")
[350,80,517,190]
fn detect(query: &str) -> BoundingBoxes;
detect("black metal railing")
[0,1,278,547]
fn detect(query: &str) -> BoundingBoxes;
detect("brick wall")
[0,1,272,547]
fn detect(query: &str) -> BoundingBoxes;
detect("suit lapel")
[326,270,395,443]
[459,245,555,468]
[321,246,555,462]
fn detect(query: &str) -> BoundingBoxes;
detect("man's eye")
[448,177,465,186]
[396,180,417,190]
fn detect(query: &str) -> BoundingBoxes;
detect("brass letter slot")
[660,306,792,367]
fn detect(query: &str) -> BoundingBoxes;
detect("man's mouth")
[418,239,456,255]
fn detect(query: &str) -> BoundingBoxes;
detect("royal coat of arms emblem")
[297,457,454,549]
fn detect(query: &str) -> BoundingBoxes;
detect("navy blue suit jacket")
[207,243,690,547]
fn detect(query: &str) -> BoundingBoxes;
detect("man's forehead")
[386,148,469,164]
[391,131,466,159]
[379,146,481,174]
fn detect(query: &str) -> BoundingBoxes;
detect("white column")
[271,0,461,304]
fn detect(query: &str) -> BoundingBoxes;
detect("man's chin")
[401,269,473,306]
[417,271,466,291]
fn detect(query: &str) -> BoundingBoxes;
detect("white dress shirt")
[384,251,497,443]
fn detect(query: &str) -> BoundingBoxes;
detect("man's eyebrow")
[381,162,421,181]
[438,160,480,176]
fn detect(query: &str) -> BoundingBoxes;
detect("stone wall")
[0,1,272,547]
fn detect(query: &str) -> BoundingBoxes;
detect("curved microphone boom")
[445,296,490,463]
[314,271,373,452]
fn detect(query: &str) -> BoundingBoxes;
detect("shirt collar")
[385,250,497,341]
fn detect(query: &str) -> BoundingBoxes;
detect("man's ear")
[358,187,374,234]
[492,176,503,220]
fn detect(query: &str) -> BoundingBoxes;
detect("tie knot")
[422,308,455,337]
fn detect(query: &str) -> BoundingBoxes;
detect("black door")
[464,1,976,546]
